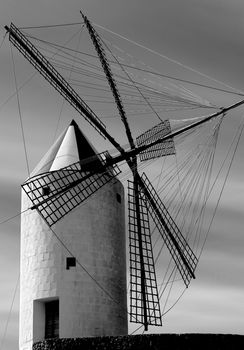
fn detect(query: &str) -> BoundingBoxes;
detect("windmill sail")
[5,23,108,138]
[23,157,120,227]
[136,116,218,162]
[128,180,162,326]
[139,173,198,287]
[136,120,175,161]
[22,121,121,227]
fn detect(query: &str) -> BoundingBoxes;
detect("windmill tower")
[19,120,128,350]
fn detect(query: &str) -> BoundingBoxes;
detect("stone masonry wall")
[33,333,244,350]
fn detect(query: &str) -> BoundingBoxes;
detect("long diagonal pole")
[110,99,244,165]
[80,12,149,330]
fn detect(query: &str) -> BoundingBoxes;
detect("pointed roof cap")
[31,120,101,177]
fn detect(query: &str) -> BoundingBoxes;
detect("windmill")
[4,13,244,334]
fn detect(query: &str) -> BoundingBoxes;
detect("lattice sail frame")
[140,173,198,287]
[128,180,162,326]
[136,120,175,161]
[22,151,121,227]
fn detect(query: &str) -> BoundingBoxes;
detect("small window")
[45,300,59,339]
[42,186,51,196]
[66,257,76,270]
[116,193,121,203]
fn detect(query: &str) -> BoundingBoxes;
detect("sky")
[1,1,244,349]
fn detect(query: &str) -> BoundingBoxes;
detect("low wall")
[33,333,244,350]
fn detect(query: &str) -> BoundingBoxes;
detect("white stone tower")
[19,120,128,350]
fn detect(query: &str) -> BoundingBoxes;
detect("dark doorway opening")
[45,300,59,339]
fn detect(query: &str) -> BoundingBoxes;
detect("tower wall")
[19,179,127,350]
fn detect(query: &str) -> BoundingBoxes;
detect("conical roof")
[31,120,101,177]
